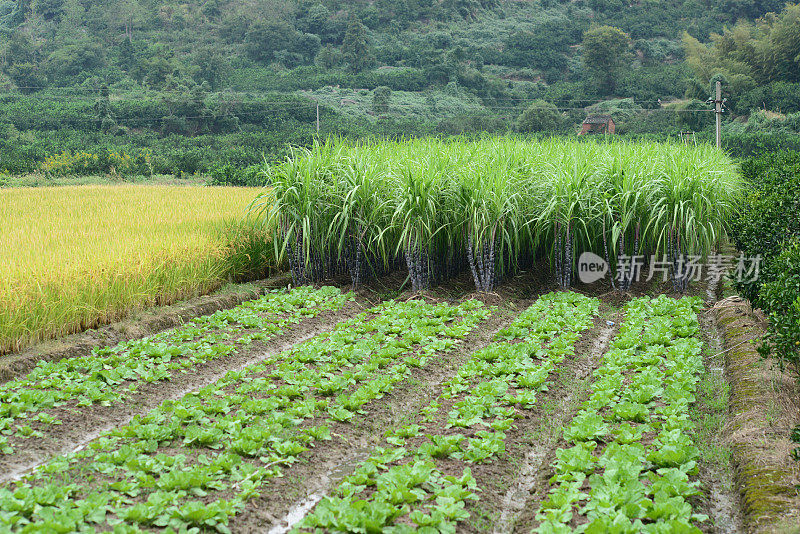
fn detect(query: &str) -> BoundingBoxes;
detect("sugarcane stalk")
[555,222,562,287]
[487,222,499,291]
[603,219,616,290]
[565,222,572,288]
[404,236,415,291]
[467,231,481,291]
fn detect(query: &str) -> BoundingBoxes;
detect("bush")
[757,241,800,376]
[729,151,800,302]
[208,164,267,186]
[730,151,800,381]
[516,100,561,133]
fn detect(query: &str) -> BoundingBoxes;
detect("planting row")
[295,291,599,533]
[0,297,490,532]
[535,295,706,533]
[0,285,349,455]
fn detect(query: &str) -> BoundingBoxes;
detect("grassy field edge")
[0,274,290,384]
[711,297,800,533]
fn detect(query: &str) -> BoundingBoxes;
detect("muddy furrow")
[491,315,618,534]
[230,302,528,534]
[0,302,363,485]
[695,311,747,534]
[430,306,619,534]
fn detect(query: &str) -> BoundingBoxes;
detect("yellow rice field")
[0,184,265,354]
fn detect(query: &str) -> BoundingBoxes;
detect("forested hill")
[0,0,789,100]
[0,1,799,181]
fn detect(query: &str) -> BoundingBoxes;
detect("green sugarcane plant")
[256,136,741,294]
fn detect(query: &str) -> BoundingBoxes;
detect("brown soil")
[711,297,800,533]
[0,275,291,383]
[0,299,360,485]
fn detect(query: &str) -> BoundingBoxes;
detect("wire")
[3,88,706,106]
[6,85,686,102]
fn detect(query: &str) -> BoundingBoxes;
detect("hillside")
[0,0,799,180]
[1,0,783,96]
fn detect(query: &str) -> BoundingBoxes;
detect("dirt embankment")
[0,275,291,383]
[712,297,800,533]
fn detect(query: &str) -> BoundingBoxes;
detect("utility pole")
[316,101,320,134]
[713,81,723,149]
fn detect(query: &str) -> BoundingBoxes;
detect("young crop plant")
[535,295,708,533]
[0,286,348,454]
[295,291,599,533]
[0,298,490,532]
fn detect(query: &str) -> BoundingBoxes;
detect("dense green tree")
[45,40,105,79]
[2,31,37,65]
[295,33,322,62]
[516,100,561,132]
[504,29,569,73]
[194,48,231,90]
[440,0,480,20]
[372,85,392,113]
[10,0,31,25]
[104,0,145,43]
[32,0,63,21]
[315,44,344,68]
[296,3,330,35]
[716,0,785,20]
[6,62,47,92]
[581,24,632,95]
[245,20,297,64]
[679,99,713,131]
[342,14,373,73]
[137,45,183,88]
[94,85,118,133]
[59,0,83,31]
[684,4,800,87]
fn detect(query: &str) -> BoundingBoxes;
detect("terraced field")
[0,278,749,533]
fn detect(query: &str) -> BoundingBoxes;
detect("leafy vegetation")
[297,291,599,532]
[0,286,348,453]
[256,137,741,292]
[0,296,490,531]
[536,295,708,532]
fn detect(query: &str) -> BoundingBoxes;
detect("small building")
[579,115,615,135]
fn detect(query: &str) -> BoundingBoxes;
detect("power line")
[3,87,699,105]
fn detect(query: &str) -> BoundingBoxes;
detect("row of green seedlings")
[254,137,742,293]
[0,298,490,533]
[535,295,707,533]
[0,286,349,456]
[295,291,599,533]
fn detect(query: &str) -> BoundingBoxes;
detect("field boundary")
[0,273,291,383]
[712,296,800,533]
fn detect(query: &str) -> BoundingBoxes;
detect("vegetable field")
[0,185,270,355]
[0,272,756,533]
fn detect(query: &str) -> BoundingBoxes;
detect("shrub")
[208,164,267,187]
[729,151,800,302]
[515,100,561,133]
[757,241,800,376]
